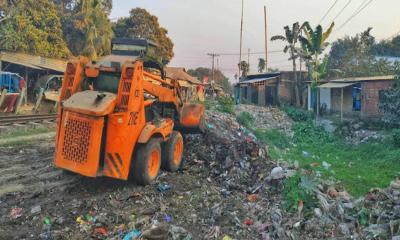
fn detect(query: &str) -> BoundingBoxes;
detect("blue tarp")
[0,72,21,93]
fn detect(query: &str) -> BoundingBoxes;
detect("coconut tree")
[271,22,302,106]
[258,58,266,73]
[238,61,249,78]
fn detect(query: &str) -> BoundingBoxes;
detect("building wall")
[361,81,393,118]
[279,80,293,103]
[331,87,353,114]
[319,88,331,111]
[257,85,266,105]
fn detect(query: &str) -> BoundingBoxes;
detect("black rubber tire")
[133,138,162,185]
[162,131,184,172]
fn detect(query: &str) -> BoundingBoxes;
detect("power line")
[332,0,352,22]
[319,0,339,24]
[335,0,374,33]
[218,50,282,56]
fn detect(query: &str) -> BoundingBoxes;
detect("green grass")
[1,127,53,138]
[255,122,400,197]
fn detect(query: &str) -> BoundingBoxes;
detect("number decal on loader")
[128,112,139,125]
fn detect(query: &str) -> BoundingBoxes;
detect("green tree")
[187,67,232,94]
[113,8,174,65]
[379,62,400,125]
[328,28,394,78]
[0,0,70,58]
[258,58,266,73]
[238,61,249,78]
[373,35,400,57]
[299,22,334,86]
[271,22,302,106]
[62,0,113,59]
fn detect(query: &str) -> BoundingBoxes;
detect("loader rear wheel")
[162,131,184,172]
[134,138,161,185]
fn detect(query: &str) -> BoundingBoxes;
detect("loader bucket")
[177,103,206,133]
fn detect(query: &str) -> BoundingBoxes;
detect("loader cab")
[111,38,159,60]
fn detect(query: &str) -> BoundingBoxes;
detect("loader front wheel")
[134,138,161,185]
[162,131,184,172]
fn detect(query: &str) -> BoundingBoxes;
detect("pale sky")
[111,0,400,81]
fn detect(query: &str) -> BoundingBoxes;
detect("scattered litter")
[123,229,141,240]
[10,207,23,219]
[30,205,41,215]
[94,227,108,236]
[157,183,172,193]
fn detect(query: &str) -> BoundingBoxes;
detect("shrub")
[283,173,318,212]
[293,122,335,144]
[236,112,254,128]
[282,106,313,122]
[216,96,235,114]
[392,129,400,147]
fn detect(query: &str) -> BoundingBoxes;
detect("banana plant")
[299,22,335,86]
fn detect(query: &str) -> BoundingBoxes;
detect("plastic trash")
[302,151,310,157]
[94,227,108,236]
[222,235,232,240]
[164,214,172,222]
[43,217,51,226]
[30,205,41,215]
[123,229,141,240]
[158,183,172,193]
[10,207,23,219]
[243,218,254,226]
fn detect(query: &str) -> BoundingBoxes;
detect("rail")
[0,114,57,126]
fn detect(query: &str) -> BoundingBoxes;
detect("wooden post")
[0,89,7,110]
[341,87,344,122]
[264,5,268,71]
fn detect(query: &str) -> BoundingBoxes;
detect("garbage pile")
[236,105,293,135]
[335,120,384,144]
[1,106,398,239]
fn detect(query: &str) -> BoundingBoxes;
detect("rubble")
[236,104,293,134]
[0,105,398,239]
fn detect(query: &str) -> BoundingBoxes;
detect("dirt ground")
[1,106,399,240]
[0,108,282,240]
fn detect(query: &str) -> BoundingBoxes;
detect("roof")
[164,67,202,85]
[318,82,355,88]
[0,51,67,72]
[330,75,396,83]
[239,72,281,85]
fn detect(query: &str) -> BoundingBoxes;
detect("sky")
[110,0,400,82]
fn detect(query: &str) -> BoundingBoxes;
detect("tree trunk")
[292,58,300,106]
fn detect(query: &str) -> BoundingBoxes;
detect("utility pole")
[207,53,220,83]
[264,5,268,71]
[239,0,244,80]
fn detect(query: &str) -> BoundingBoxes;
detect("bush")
[216,96,235,114]
[283,173,318,212]
[293,122,335,144]
[236,112,254,128]
[282,106,313,122]
[392,129,400,147]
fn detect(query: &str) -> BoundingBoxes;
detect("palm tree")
[258,58,266,73]
[299,22,334,85]
[238,61,249,79]
[271,22,302,106]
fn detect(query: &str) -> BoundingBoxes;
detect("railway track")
[0,114,57,126]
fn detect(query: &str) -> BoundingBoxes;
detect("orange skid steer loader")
[54,54,204,185]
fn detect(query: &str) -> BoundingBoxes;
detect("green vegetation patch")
[258,122,400,197]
